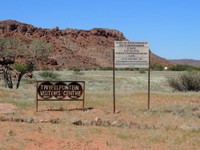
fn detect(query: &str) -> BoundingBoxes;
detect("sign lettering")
[36,81,85,111]
[115,41,149,68]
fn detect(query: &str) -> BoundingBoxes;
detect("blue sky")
[0,0,200,59]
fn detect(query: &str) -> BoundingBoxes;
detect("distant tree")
[28,39,52,68]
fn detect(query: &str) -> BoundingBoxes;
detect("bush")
[73,68,80,74]
[151,64,164,71]
[72,68,85,75]
[13,63,34,73]
[13,63,28,72]
[139,69,146,74]
[39,71,59,79]
[168,71,200,92]
[168,64,195,71]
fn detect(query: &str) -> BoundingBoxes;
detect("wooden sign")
[36,81,85,111]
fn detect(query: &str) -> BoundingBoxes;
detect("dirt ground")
[0,103,132,150]
[0,96,200,150]
[0,71,200,150]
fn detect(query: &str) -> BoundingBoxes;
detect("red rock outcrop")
[0,20,171,69]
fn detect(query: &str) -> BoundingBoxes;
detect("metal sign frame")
[36,81,85,112]
[113,41,151,113]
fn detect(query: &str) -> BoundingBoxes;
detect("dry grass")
[0,70,200,150]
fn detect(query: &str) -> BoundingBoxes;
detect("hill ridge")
[0,20,171,68]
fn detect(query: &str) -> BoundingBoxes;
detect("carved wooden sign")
[36,81,85,111]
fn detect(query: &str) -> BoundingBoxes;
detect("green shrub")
[151,64,164,71]
[99,67,113,71]
[39,71,59,79]
[139,69,146,74]
[168,71,200,92]
[168,64,195,71]
[13,62,34,73]
[73,68,80,73]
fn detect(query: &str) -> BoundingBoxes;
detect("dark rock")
[50,118,59,124]
[95,117,102,126]
[71,119,82,125]
[13,117,24,122]
[0,116,13,122]
[25,118,34,123]
[49,118,60,123]
[102,120,111,127]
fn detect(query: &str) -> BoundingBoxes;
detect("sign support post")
[113,48,116,113]
[148,50,151,110]
[83,83,85,109]
[36,81,39,112]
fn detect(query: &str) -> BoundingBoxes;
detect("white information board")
[115,41,149,68]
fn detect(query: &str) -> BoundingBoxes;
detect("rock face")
[0,20,171,69]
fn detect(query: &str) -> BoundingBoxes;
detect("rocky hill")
[0,20,171,69]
